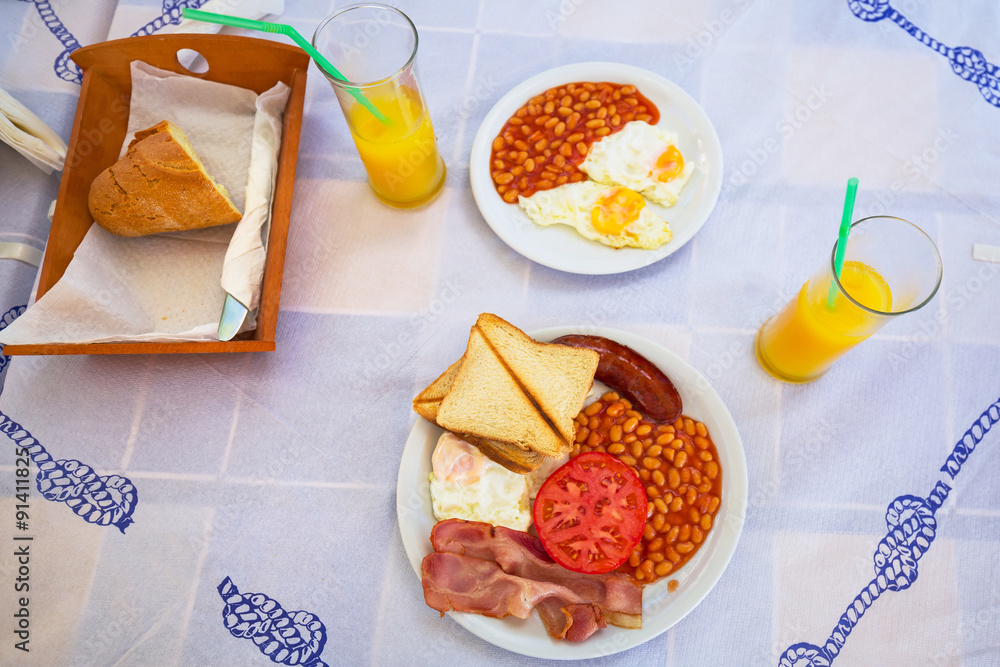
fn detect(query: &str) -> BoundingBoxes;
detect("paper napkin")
[0,85,68,174]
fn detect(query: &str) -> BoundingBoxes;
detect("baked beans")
[490,82,660,203]
[570,392,722,585]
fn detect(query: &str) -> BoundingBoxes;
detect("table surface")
[1,1,999,665]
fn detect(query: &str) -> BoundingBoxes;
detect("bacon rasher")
[420,519,642,642]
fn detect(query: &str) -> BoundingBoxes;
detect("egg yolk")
[591,187,646,235]
[653,145,684,183]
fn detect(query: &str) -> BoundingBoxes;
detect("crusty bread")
[475,313,598,445]
[88,120,242,237]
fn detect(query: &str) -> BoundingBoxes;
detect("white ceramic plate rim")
[469,62,723,275]
[396,326,748,660]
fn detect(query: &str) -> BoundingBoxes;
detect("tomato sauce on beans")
[570,392,722,585]
[489,82,660,203]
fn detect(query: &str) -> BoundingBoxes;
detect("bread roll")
[88,120,242,237]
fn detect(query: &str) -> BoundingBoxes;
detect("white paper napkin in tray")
[222,82,288,313]
[0,62,290,347]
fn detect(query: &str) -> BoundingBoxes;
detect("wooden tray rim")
[4,35,309,357]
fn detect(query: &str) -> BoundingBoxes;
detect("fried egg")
[581,120,694,206]
[517,181,672,250]
[429,432,531,531]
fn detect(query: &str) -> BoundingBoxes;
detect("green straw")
[181,8,390,124]
[828,177,859,308]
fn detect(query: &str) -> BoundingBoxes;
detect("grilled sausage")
[553,334,682,423]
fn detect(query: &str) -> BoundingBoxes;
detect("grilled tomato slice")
[532,451,646,574]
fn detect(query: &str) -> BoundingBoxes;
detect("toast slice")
[413,313,598,471]
[412,357,463,423]
[413,357,545,473]
[474,313,598,445]
[460,433,545,474]
[436,325,569,459]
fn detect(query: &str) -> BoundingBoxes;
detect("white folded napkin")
[221,83,288,312]
[0,86,68,174]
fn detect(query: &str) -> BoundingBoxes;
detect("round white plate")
[396,326,747,659]
[469,63,723,275]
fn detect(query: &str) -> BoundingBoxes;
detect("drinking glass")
[755,216,943,383]
[312,4,446,208]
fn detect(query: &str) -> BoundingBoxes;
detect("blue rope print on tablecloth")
[130,0,209,38]
[218,577,329,667]
[779,398,1000,667]
[0,412,138,533]
[16,0,82,83]
[0,306,27,374]
[17,0,210,84]
[848,0,1000,107]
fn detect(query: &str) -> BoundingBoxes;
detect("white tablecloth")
[0,1,998,665]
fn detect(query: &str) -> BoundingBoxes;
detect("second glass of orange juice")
[756,216,942,383]
[313,4,446,208]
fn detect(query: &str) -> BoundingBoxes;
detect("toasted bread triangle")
[412,314,599,471]
[475,313,598,445]
[436,325,569,458]
[412,356,545,473]
[459,433,544,474]
[412,357,463,423]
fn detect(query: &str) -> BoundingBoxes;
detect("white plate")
[469,63,723,275]
[396,326,747,660]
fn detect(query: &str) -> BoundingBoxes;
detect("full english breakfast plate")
[469,63,723,275]
[397,325,747,659]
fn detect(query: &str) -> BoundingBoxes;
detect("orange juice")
[756,261,893,382]
[347,86,446,208]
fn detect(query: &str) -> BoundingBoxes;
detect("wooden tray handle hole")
[176,49,209,75]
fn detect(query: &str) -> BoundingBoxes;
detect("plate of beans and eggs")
[469,62,724,275]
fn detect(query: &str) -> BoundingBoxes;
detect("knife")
[217,293,249,341]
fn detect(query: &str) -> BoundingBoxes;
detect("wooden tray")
[3,34,308,356]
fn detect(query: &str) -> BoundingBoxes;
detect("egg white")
[429,433,532,531]
[581,120,695,207]
[517,181,672,250]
